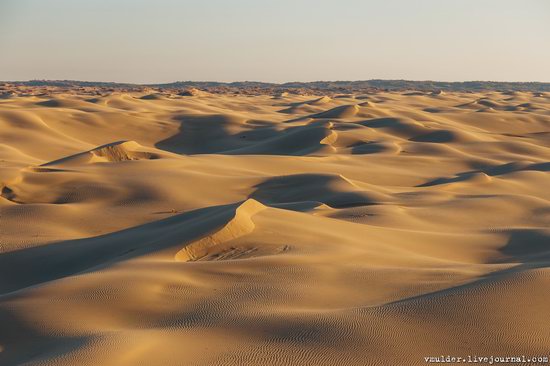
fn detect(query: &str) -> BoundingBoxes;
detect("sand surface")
[0,88,549,365]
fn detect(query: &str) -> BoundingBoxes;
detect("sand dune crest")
[175,199,266,261]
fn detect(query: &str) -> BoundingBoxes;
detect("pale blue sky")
[1,0,549,83]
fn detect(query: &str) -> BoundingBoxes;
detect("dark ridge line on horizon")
[2,79,550,92]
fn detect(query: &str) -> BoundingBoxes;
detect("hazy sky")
[1,0,549,83]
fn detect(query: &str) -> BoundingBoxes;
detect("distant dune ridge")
[3,79,550,93]
[0,86,549,365]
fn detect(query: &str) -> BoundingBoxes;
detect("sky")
[0,0,549,83]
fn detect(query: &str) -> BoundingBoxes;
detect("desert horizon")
[1,0,549,365]
[3,79,550,90]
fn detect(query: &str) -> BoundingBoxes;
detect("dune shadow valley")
[1,84,550,366]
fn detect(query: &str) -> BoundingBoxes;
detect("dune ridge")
[174,199,266,261]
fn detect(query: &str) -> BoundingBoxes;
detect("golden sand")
[0,89,549,365]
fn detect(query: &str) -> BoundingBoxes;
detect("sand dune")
[0,88,549,365]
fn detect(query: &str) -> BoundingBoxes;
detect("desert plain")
[0,85,549,365]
